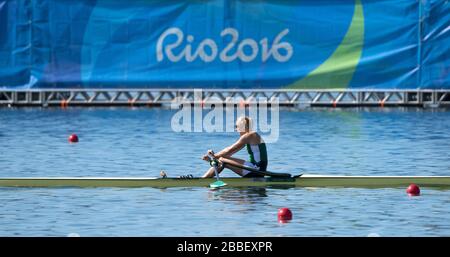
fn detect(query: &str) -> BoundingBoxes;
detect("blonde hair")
[236,116,252,132]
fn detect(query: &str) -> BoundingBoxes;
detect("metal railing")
[1,89,449,107]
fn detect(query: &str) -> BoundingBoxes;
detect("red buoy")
[68,134,79,143]
[406,184,420,196]
[278,208,293,221]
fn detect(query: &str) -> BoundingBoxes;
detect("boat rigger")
[0,175,450,189]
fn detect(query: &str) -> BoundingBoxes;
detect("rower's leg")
[201,156,247,178]
[217,157,247,177]
[201,164,225,178]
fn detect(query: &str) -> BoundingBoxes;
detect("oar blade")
[210,180,227,188]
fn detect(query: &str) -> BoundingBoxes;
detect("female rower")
[202,116,268,178]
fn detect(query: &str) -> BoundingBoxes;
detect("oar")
[208,154,227,189]
[223,162,292,178]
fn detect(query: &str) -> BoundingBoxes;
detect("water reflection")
[207,187,268,204]
[206,186,297,203]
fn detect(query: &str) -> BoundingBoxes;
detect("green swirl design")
[287,0,364,89]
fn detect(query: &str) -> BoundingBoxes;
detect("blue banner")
[0,0,449,89]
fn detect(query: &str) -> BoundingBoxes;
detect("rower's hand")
[202,154,211,161]
[207,149,215,158]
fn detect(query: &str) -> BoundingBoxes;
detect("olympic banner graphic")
[0,0,448,89]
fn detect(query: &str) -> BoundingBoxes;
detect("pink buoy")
[68,134,79,143]
[278,208,293,222]
[406,184,420,196]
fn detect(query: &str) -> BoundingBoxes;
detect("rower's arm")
[215,136,247,158]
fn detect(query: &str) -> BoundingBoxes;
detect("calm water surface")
[0,107,449,236]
